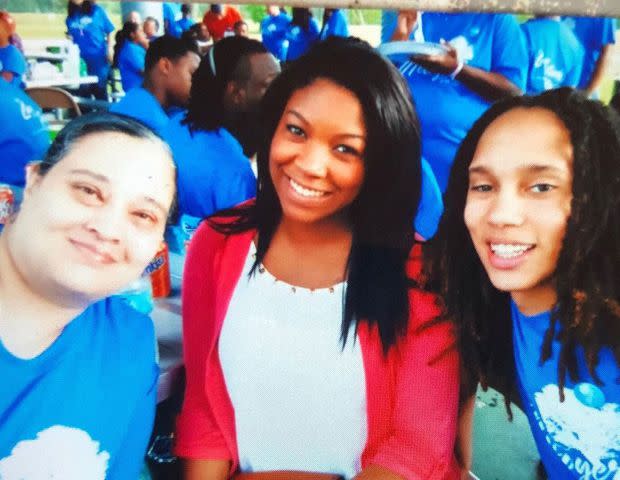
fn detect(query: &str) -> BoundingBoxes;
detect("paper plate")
[377,41,447,63]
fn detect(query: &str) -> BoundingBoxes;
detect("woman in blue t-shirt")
[66,0,115,99]
[426,88,620,479]
[113,21,148,93]
[0,113,177,479]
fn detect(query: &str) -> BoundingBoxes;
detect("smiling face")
[6,132,175,305]
[464,107,573,313]
[269,78,366,228]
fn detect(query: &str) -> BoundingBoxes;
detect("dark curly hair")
[210,36,422,353]
[425,87,620,414]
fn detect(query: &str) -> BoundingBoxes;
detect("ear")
[23,162,43,200]
[159,57,173,75]
[225,80,246,108]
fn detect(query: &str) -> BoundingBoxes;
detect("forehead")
[472,107,573,174]
[52,132,175,193]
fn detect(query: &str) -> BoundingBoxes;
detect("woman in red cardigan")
[175,37,460,480]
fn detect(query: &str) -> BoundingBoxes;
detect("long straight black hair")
[210,37,423,353]
[425,88,620,409]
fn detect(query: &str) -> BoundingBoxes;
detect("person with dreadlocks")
[426,87,620,479]
[163,36,280,220]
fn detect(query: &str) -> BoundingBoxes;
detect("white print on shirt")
[13,98,34,121]
[0,425,110,480]
[533,383,620,480]
[533,50,564,90]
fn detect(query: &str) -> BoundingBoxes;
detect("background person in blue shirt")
[427,88,620,480]
[0,79,49,188]
[164,36,280,219]
[0,113,177,480]
[319,9,349,40]
[395,11,527,192]
[0,12,26,88]
[261,5,291,62]
[175,3,195,35]
[65,0,114,100]
[521,16,584,94]
[110,36,200,135]
[285,8,319,62]
[113,21,148,93]
[162,2,181,38]
[562,16,617,97]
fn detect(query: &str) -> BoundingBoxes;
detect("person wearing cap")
[0,11,26,88]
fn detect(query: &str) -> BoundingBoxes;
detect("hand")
[390,9,418,42]
[411,40,460,76]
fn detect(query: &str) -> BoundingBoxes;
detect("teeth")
[491,243,532,258]
[289,178,326,198]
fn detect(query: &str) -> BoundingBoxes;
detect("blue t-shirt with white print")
[562,16,617,90]
[521,18,584,94]
[0,296,158,480]
[400,13,527,192]
[285,19,320,62]
[163,112,257,219]
[512,302,620,480]
[261,12,291,62]
[66,4,114,62]
[0,79,50,187]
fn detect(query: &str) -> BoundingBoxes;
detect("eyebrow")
[285,110,366,140]
[70,169,168,215]
[468,164,567,175]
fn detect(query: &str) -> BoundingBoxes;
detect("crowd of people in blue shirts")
[0,4,619,480]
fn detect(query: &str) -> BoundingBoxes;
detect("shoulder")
[88,297,156,360]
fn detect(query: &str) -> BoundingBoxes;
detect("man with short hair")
[143,16,160,42]
[110,36,200,135]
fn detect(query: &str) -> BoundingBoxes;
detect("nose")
[488,187,524,228]
[84,202,124,243]
[295,141,328,178]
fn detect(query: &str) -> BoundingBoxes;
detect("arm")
[412,43,521,101]
[455,396,475,480]
[361,287,460,479]
[175,223,234,472]
[584,44,613,95]
[184,458,231,480]
[106,366,158,479]
[389,10,418,42]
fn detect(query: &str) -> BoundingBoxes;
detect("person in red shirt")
[202,4,242,41]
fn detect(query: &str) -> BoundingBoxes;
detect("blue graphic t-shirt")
[562,16,617,90]
[320,9,349,40]
[163,113,257,219]
[118,41,146,93]
[0,80,50,187]
[0,45,26,88]
[109,87,169,135]
[66,4,114,61]
[163,2,181,37]
[400,13,527,192]
[285,19,320,62]
[0,296,158,480]
[261,12,291,62]
[512,303,620,480]
[521,18,584,94]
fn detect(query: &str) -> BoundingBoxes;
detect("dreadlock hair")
[209,36,422,353]
[113,21,140,69]
[425,87,620,414]
[182,36,267,133]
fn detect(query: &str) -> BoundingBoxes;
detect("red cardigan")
[175,222,461,479]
